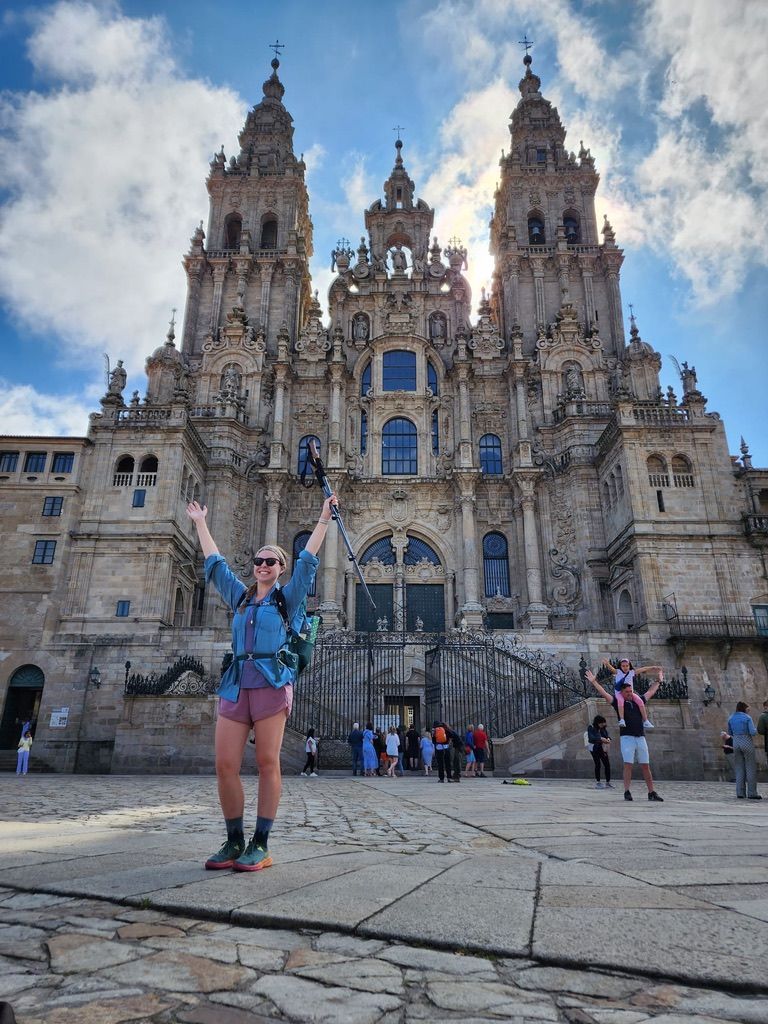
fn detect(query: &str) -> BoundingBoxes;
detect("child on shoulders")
[602,657,662,729]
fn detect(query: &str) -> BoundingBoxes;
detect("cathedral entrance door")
[0,665,45,748]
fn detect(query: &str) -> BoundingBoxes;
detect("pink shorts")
[218,685,293,725]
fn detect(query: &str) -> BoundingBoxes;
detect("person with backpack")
[301,728,318,777]
[586,715,612,789]
[186,490,337,872]
[432,721,450,782]
[463,724,477,778]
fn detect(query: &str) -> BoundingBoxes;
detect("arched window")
[528,213,546,245]
[293,531,317,595]
[483,532,511,597]
[427,360,438,395]
[382,418,417,475]
[360,411,368,455]
[382,350,417,391]
[360,360,371,396]
[647,455,669,488]
[431,410,439,456]
[224,213,242,250]
[298,435,321,475]
[404,536,441,566]
[114,455,134,487]
[479,434,503,476]
[671,455,694,487]
[138,455,158,487]
[563,213,581,244]
[617,589,634,630]
[173,589,185,627]
[360,537,395,565]
[260,216,278,249]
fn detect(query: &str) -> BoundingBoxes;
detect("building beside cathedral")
[1,54,767,776]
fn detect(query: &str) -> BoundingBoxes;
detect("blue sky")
[0,0,766,464]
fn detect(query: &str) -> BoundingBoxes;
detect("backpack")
[433,725,447,744]
[272,588,320,675]
[584,729,593,752]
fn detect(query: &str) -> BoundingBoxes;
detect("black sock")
[253,815,274,848]
[225,816,244,846]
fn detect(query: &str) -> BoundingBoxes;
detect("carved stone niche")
[351,313,370,347]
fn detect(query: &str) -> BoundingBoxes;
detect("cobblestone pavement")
[1,774,767,1023]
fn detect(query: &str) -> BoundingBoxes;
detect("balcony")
[631,403,690,426]
[666,614,767,667]
[744,513,768,541]
[552,400,613,424]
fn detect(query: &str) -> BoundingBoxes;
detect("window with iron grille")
[382,418,417,475]
[42,497,63,516]
[404,536,441,565]
[360,537,396,565]
[483,532,510,596]
[32,540,56,564]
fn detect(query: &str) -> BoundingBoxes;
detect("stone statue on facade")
[353,314,369,342]
[390,245,407,272]
[108,359,127,396]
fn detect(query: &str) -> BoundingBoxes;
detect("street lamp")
[702,683,718,707]
[89,667,101,689]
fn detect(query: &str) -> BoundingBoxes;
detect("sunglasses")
[253,556,282,567]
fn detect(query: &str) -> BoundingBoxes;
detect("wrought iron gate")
[291,629,588,751]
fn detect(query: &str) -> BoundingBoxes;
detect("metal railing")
[744,514,768,536]
[668,615,762,640]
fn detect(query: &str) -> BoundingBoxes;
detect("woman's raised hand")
[321,493,339,520]
[186,501,208,521]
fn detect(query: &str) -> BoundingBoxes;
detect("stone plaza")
[1,772,767,1022]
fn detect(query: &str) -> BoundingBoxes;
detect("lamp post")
[703,683,717,707]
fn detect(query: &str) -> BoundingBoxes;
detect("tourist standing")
[727,702,762,800]
[586,668,664,802]
[432,722,450,782]
[756,700,768,762]
[362,722,377,776]
[301,728,318,777]
[16,730,32,775]
[385,726,400,777]
[347,722,364,776]
[446,725,463,782]
[587,714,612,789]
[186,491,337,872]
[473,723,489,778]
[420,730,434,775]
[405,724,420,771]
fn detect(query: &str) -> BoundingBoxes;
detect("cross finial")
[628,302,636,321]
[269,39,285,60]
[392,125,404,141]
[518,35,534,55]
[170,307,177,328]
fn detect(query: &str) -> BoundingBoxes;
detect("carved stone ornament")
[390,490,408,526]
[295,314,331,362]
[292,402,328,423]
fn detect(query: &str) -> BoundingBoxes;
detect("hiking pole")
[307,439,377,610]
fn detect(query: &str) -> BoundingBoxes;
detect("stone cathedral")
[1,55,767,776]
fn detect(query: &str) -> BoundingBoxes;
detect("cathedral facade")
[1,55,767,775]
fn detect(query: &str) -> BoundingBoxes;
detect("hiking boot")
[233,840,273,872]
[205,838,244,870]
[624,790,633,801]
[643,720,655,730]
[648,791,664,802]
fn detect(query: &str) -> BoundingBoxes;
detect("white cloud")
[0,379,93,436]
[0,1,245,377]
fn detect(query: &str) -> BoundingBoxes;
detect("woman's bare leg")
[214,716,251,818]
[252,711,288,820]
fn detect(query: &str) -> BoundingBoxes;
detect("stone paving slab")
[1,774,768,1022]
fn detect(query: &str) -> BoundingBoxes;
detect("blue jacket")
[727,711,757,737]
[205,549,319,702]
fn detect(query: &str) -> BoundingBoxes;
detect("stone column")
[319,522,342,630]
[284,270,298,340]
[503,256,520,334]
[270,364,289,468]
[345,568,357,631]
[328,363,344,469]
[181,262,205,352]
[579,256,597,325]
[263,479,283,545]
[456,364,473,467]
[531,257,546,328]
[604,255,626,350]
[259,264,273,335]
[456,473,484,625]
[516,473,549,630]
[210,264,227,335]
